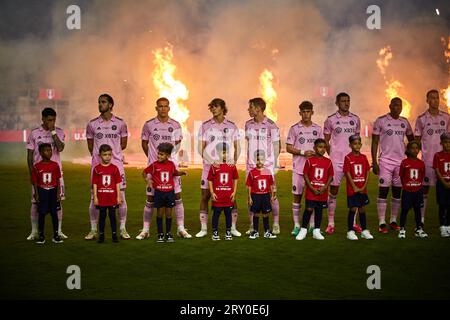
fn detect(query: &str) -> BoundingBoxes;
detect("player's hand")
[212,161,220,168]
[226,159,235,165]
[319,186,327,194]
[34,194,39,203]
[353,187,361,193]
[248,197,253,206]
[304,150,315,157]
[445,182,450,189]
[372,163,379,175]
[180,171,187,176]
[48,123,55,131]
[117,197,123,205]
[57,194,61,202]
[211,192,218,201]
[230,192,236,202]
[271,194,277,202]
[313,189,321,195]
[94,197,99,206]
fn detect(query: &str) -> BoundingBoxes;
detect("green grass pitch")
[1,160,450,300]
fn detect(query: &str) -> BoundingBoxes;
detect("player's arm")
[31,167,39,202]
[324,133,331,155]
[231,179,238,202]
[273,140,281,167]
[345,171,360,193]
[173,139,182,155]
[121,136,127,150]
[27,149,34,181]
[247,185,252,205]
[361,170,370,191]
[51,132,65,152]
[371,134,380,174]
[270,184,276,201]
[434,168,450,189]
[141,140,149,157]
[303,174,319,195]
[93,184,99,205]
[116,182,122,205]
[174,169,187,176]
[87,138,94,156]
[234,139,241,164]
[208,181,217,201]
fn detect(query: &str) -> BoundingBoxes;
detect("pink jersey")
[26,125,65,168]
[323,112,360,165]
[198,118,240,165]
[141,117,183,166]
[245,116,280,169]
[373,113,413,165]
[86,115,128,170]
[414,110,450,166]
[286,122,323,174]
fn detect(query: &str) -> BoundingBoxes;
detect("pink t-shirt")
[141,117,183,166]
[373,113,413,165]
[323,112,360,165]
[245,116,280,169]
[26,125,65,168]
[286,122,323,174]
[198,118,240,166]
[85,115,128,170]
[414,110,450,167]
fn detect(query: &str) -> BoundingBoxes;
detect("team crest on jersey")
[43,172,52,184]
[161,171,169,183]
[96,133,104,139]
[102,175,111,187]
[427,129,434,135]
[401,123,405,128]
[444,162,450,172]
[168,127,173,132]
[97,127,101,130]
[258,179,267,191]
[409,169,419,180]
[335,127,342,134]
[223,128,228,133]
[350,120,355,126]
[210,136,215,142]
[386,129,393,136]
[441,121,445,126]
[219,173,229,184]
[293,185,297,191]
[313,130,318,136]
[153,134,160,141]
[299,137,305,144]
[353,164,363,176]
[424,177,429,183]
[379,178,384,184]
[314,168,324,180]
[111,125,117,131]
[261,128,266,133]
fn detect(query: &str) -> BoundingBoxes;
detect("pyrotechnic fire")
[441,37,450,113]
[152,45,190,130]
[376,46,412,118]
[259,69,278,121]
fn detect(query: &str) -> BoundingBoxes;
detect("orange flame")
[441,36,450,64]
[259,69,278,121]
[376,46,412,118]
[152,45,190,130]
[442,86,450,113]
[441,37,450,113]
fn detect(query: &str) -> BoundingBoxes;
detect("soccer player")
[85,94,130,240]
[32,143,63,244]
[92,144,122,243]
[286,101,324,236]
[143,143,187,243]
[398,140,428,238]
[136,97,191,239]
[26,107,67,240]
[207,142,239,241]
[343,135,374,240]
[296,138,333,240]
[246,150,277,239]
[414,89,450,225]
[196,98,241,238]
[432,132,450,237]
[372,97,415,233]
[323,92,361,234]
[245,97,281,234]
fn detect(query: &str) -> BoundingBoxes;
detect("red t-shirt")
[92,163,122,207]
[246,167,273,195]
[32,160,61,189]
[343,152,370,196]
[303,155,334,202]
[207,163,239,207]
[399,158,425,192]
[433,151,450,182]
[143,160,178,191]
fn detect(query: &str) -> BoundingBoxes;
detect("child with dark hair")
[433,132,450,237]
[398,140,427,238]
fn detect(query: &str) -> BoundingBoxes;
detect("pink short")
[292,172,305,195]
[378,160,401,188]
[200,165,211,190]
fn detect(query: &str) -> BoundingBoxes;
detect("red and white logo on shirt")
[445,162,450,173]
[353,164,362,176]
[258,179,267,191]
[410,169,419,180]
[102,175,111,187]
[314,168,324,180]
[161,172,169,183]
[43,172,52,184]
[220,173,229,184]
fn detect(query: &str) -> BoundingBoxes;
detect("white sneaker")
[177,227,192,238]
[249,231,259,239]
[230,228,241,237]
[347,230,358,240]
[295,228,308,240]
[446,226,450,236]
[136,230,149,240]
[264,230,277,239]
[398,229,406,239]
[245,227,254,235]
[313,228,325,240]
[361,230,374,240]
[58,231,68,239]
[26,232,38,241]
[272,224,280,235]
[196,229,207,238]
[415,228,428,238]
[120,229,131,240]
[440,226,449,238]
[84,230,97,240]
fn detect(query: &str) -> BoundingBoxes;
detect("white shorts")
[200,165,211,190]
[378,159,402,188]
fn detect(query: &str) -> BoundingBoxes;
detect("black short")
[250,193,272,214]
[436,181,450,206]
[154,190,176,208]
[401,190,423,212]
[347,193,370,209]
[37,187,58,215]
[305,199,328,210]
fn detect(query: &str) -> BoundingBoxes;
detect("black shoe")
[97,233,105,243]
[112,233,119,243]
[225,230,232,240]
[157,233,165,243]
[36,235,45,244]
[52,235,63,244]
[166,233,174,242]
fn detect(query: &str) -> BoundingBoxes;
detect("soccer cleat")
[52,235,64,244]
[378,224,388,234]
[27,232,38,241]
[249,231,260,239]
[264,230,277,239]
[177,227,192,239]
[398,229,406,239]
[353,224,363,233]
[157,233,165,243]
[212,230,220,241]
[225,230,232,241]
[389,221,400,231]
[361,230,374,240]
[196,229,208,238]
[440,226,449,238]
[325,225,335,235]
[245,228,254,235]
[291,226,300,236]
[230,228,241,237]
[272,224,280,235]
[136,230,149,240]
[120,229,131,240]
[446,226,450,236]
[84,230,97,240]
[97,233,105,243]
[415,228,428,238]
[166,233,174,242]
[313,228,325,240]
[347,230,358,240]
[295,228,308,240]
[58,231,68,239]
[112,233,119,243]
[35,235,45,244]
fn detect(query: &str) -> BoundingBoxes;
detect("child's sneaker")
[212,230,220,241]
[361,230,374,240]
[295,228,308,240]
[249,231,259,239]
[97,233,105,243]
[264,230,277,239]
[225,230,232,241]
[52,235,64,244]
[346,230,358,240]
[230,228,241,237]
[157,233,165,243]
[313,228,325,240]
[36,234,45,244]
[166,233,174,242]
[398,229,406,239]
[440,226,449,238]
[112,232,119,243]
[415,228,428,238]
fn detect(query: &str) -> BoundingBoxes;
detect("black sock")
[212,208,220,232]
[38,212,45,237]
[302,209,312,228]
[400,207,408,228]
[314,208,323,229]
[166,217,172,234]
[157,217,163,234]
[99,208,107,235]
[224,208,232,231]
[108,208,117,235]
[439,205,446,226]
[348,210,356,231]
[359,212,367,230]
[263,216,269,232]
[253,215,259,233]
[413,205,422,229]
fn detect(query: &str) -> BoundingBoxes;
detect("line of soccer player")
[26,90,450,243]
